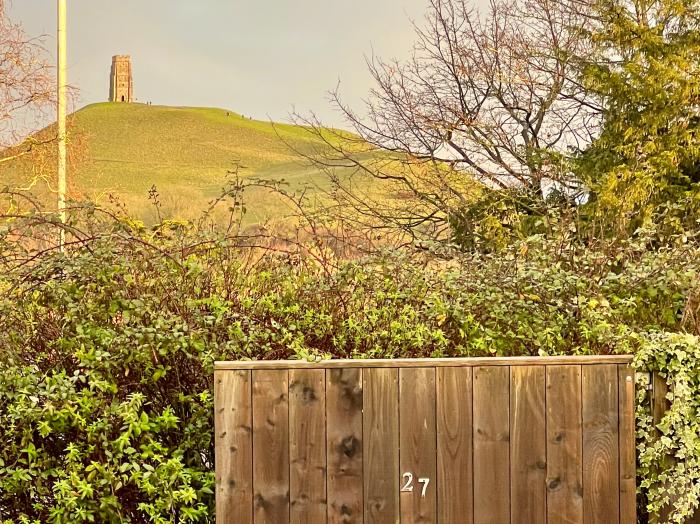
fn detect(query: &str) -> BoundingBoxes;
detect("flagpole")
[57,0,67,249]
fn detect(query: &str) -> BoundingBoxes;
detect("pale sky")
[8,1,429,127]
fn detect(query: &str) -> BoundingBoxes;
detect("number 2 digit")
[401,472,414,492]
[401,473,430,497]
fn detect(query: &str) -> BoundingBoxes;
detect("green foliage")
[448,187,583,252]
[0,244,216,522]
[449,188,541,251]
[635,332,700,522]
[578,0,700,233]
[0,218,698,521]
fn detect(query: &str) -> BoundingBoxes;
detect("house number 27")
[401,472,430,497]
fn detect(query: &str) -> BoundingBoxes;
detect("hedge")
[0,228,698,522]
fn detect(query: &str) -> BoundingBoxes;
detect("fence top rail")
[214,354,633,370]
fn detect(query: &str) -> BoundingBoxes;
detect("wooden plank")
[510,366,546,523]
[545,365,583,524]
[473,366,510,524]
[582,364,619,523]
[215,369,253,524]
[651,371,671,524]
[618,365,636,524]
[436,366,473,524]
[399,367,437,523]
[363,368,400,524]
[252,370,289,524]
[216,355,634,370]
[651,370,669,432]
[326,368,363,524]
[289,369,327,523]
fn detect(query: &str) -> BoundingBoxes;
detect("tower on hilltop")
[109,55,133,103]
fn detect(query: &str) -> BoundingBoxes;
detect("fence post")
[650,371,700,524]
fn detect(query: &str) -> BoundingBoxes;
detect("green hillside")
[2,102,369,224]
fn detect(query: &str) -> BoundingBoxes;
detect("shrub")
[0,221,698,522]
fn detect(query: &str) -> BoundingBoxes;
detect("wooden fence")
[214,356,635,523]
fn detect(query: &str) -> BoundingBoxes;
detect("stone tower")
[109,55,133,103]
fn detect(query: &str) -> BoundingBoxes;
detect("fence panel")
[215,356,635,524]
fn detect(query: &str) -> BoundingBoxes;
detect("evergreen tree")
[579,0,700,234]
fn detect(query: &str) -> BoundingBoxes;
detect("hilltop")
[1,102,367,224]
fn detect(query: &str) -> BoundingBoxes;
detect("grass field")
[1,102,372,225]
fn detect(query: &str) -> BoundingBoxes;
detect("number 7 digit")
[418,477,430,497]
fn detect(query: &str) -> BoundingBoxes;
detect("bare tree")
[0,0,55,162]
[292,0,599,243]
[0,2,86,219]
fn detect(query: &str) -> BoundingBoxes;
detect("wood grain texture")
[216,355,633,370]
[582,364,619,523]
[399,367,437,524]
[651,371,672,524]
[473,366,510,524]
[252,370,289,524]
[651,370,669,435]
[363,368,400,524]
[215,369,253,524]
[545,365,583,524]
[436,366,473,524]
[289,369,327,523]
[510,366,546,523]
[326,368,363,524]
[215,359,637,523]
[618,365,636,524]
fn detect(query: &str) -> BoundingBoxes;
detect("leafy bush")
[636,332,700,523]
[0,240,216,523]
[0,220,699,522]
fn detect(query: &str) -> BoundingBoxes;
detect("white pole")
[57,0,67,249]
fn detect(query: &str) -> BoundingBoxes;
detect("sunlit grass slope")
[1,102,377,225]
[72,102,345,223]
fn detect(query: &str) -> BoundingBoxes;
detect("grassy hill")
[1,102,369,225]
